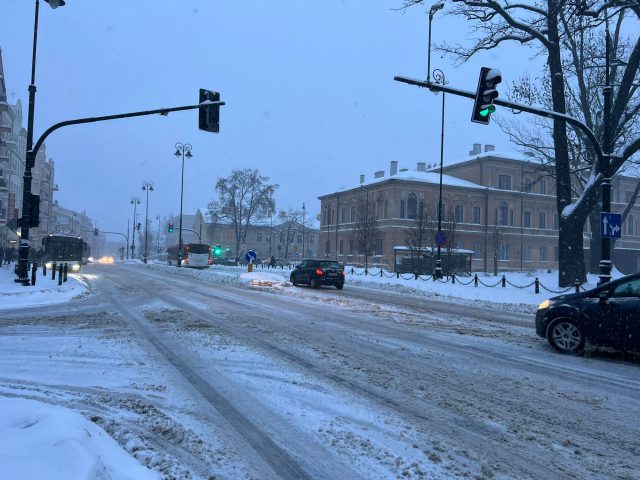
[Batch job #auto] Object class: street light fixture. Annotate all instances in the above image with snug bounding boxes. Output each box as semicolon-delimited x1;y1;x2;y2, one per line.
141;181;154;264
130;197;140;259
174;143;192;267
16;0;65;285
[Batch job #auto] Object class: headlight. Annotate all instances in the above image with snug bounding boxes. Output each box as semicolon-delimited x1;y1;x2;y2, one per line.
88;257;94;262
45;262;53;269
71;264;81;271
538;299;550;310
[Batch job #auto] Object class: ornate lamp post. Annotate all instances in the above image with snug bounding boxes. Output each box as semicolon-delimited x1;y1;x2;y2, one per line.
302;202;306;258
130;197;140;258
174;143;192;267
16;0;65;285
141;181;154;264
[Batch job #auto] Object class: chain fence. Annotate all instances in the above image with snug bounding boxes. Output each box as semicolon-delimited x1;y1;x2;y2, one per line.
345;267;585;295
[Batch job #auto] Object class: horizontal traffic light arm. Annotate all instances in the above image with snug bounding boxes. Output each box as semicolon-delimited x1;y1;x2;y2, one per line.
101;231;129;244
29;101;225;165
393;75;603;161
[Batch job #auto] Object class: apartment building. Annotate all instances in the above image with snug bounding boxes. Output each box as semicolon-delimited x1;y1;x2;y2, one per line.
318;145;640;274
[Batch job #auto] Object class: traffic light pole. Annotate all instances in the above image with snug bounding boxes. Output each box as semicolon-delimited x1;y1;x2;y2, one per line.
14;100;224;285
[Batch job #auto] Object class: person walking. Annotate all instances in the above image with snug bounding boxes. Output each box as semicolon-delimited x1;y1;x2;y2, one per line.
0;246;4;266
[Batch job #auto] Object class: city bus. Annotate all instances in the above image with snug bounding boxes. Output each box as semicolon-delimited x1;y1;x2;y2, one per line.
42;235;88;272
167;243;212;268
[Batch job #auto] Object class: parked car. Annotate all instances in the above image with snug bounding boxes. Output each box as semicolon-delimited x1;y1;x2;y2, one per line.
535;273;640;354
290;260;345;289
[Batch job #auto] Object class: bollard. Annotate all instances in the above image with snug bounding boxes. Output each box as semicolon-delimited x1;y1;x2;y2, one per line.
52;262;57;280
396;271;399;279
58;265;63;286
365;268;368;276
501;275;506;287
380;269;383;277
474;274;478;287
63;263;68;282
351;267;354;274
535;277;540;294
415;272;419;280
248;263;253;273
31;263;37;286
575;279;581;293
43;263;47;276
452;273;456;284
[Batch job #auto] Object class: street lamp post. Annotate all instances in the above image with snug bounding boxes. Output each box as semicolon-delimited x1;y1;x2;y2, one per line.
130;197;140;259
16;0;65;285
141;181;154;264
156;215;161;256
428;2;445;280
174;143;192;267
359;185;369;272
302;202;306;258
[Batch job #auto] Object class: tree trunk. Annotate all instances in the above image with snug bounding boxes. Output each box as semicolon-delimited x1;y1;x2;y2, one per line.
559;215;587;285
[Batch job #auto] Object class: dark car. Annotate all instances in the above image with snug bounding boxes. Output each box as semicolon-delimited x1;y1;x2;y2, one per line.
535;273;640;354
290;259;345;289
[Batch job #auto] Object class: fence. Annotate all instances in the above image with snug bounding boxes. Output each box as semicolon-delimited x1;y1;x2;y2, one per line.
348;267;587;295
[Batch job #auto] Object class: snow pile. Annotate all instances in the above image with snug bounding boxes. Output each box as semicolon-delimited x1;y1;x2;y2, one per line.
0;397;159;480
238;271;292;290
0;265;88;311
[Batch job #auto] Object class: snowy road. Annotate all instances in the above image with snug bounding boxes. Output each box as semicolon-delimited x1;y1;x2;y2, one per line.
2;263;639;479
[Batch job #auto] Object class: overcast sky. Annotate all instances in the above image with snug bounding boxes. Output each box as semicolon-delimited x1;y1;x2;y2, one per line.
1;0;541;234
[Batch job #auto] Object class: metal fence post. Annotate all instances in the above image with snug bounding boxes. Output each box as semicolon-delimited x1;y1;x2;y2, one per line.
535;277;540;294
396;271;399;279
452;273;456;284
501;275;506;287
474;273;478;287
58;265;63;286
43;262;46;276
63;263;68;282
31;263;37;286
380;269;383;277
52;262;57;280
574;279;581;293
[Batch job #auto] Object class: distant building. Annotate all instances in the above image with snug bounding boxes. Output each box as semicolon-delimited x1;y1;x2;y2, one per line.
318;145;640;274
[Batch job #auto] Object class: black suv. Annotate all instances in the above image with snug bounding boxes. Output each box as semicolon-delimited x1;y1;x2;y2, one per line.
290;260;345;289
535;273;640;354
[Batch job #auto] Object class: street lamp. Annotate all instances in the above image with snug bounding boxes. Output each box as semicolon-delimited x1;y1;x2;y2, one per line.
141;181;154;264
130;197;140;258
16;0;65;285
174;142;192;267
427;2;446;279
359;185;369;272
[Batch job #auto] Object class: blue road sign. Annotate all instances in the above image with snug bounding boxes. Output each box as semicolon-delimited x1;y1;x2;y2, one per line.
435;230;447;247
601;212;622;238
245;250;257;263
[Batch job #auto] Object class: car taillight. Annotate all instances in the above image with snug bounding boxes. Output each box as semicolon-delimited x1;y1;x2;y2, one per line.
341;270;345;277
316;268;324;276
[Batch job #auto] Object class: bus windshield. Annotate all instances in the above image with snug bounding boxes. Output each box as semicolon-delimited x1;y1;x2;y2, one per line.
42;236;84;262
188;244;210;255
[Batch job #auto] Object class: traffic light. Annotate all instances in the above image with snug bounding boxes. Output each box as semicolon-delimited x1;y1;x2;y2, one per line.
94;228;99;236
471;67;502;125
213;244;222;257
168;222;174;233
199;88;220;133
137;222;142;231
28;193;40;228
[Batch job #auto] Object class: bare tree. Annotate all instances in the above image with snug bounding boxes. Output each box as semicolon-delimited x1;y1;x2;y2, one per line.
487;225;504;276
276;208;303;259
404;201;437;271
398;0;640;286
208;169;277;260
443;210;458;258
353;196;379;269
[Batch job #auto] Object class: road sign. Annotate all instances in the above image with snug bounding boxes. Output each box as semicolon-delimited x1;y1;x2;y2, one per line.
245;250;257;263
601;212;622;238
435;230;447;247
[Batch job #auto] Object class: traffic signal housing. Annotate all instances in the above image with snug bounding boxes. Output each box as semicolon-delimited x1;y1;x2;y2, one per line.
137;222;142;231
199;88;220;133
94;228;99;236
28;193;40;228
471;67;502;125
168;222;174;233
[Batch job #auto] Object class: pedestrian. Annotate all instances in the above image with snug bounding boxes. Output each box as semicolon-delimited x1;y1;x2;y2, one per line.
0;246;4;266
8;247;16;264
4;246;10;264
269;255;276;269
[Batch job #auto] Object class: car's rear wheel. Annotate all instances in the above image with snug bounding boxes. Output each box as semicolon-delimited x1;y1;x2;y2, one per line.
310;278;319;289
336;283;344;290
547;318;585;354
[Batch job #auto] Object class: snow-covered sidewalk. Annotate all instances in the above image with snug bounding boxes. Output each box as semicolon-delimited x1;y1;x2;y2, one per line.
0;263;88;310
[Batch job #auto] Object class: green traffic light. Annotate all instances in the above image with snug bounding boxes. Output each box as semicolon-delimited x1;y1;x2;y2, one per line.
479;105;496;117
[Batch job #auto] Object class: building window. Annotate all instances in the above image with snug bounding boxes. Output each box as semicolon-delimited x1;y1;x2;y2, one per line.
472;206;480;224
455;205;464;223
539;212;546;229
523;178;532;192
376;197;384;220
399;200;404;219
296;235;302;244
350;206;356;223
499;243;510;260
625;191;635;204
374;238;383;256
325;240;331;255
627;215;635;236
340;207;346;223
473;242;481;259
349;239;354;254
339;239;344;255
498;202;508;226
257;232;263;242
553;214;559;230
523;211;531;228
523;244;532;261
498;174;512;190
309;235;314;245
540;245;548;261
539;180;547;194
266;233;271;243
407;193;417;220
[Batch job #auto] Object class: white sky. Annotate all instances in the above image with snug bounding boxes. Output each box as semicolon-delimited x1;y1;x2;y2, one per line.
0;0;544;234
